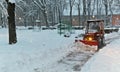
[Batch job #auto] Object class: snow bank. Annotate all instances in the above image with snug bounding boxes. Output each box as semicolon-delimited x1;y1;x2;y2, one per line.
81;32;120;72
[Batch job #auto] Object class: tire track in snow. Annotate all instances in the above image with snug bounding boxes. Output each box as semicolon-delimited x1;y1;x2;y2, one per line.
57;43;95;71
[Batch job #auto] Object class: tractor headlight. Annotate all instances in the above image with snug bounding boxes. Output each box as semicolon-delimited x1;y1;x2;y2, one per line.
85;37;93;41
88;37;92;41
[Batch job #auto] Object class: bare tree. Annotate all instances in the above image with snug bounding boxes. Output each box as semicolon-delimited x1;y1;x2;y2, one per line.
69;0;75;26
102;0;109;25
16;0;30;27
32;0;49;27
0;2;7;28
82;0;87;26
98;0;103;18
75;0;81;26
91;0;96;16
108;0;113;24
109;0;113;15
87;0;92;19
49;0;66;25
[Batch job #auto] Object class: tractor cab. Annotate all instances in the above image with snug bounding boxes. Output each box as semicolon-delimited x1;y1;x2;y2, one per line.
76;19;105;49
85;20;104;34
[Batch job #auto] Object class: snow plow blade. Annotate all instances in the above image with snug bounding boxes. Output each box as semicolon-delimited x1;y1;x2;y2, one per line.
75;40;98;46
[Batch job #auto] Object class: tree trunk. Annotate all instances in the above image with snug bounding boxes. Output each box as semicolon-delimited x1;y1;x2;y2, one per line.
83;0;87;26
7;1;17;44
105;4;108;25
78;5;81;26
70;7;72;26
87;0;91;20
43;10;49;27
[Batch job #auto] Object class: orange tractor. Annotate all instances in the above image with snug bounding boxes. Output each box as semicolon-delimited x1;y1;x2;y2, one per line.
75;19;106;50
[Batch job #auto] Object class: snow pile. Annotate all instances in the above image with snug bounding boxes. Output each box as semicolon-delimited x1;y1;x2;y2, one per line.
81;31;120;72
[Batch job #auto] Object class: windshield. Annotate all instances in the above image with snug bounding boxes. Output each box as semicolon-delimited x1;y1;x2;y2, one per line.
87;22;100;33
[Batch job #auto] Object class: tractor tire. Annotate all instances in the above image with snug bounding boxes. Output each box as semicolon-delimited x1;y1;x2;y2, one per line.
97;37;105;51
101;37;106;46
97;38;102;50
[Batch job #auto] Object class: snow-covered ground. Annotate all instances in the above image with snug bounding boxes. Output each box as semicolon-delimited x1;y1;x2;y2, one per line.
81;32;120;72
0;27;120;72
0;27;84;72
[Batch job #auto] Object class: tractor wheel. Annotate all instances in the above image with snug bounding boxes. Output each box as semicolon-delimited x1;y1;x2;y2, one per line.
97;37;105;51
97;38;102;50
101;37;106;46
